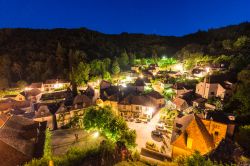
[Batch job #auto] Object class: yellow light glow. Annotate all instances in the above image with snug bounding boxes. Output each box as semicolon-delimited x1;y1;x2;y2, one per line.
93;131;99;138
126;76;132;81
54;83;63;89
205;67;210;73
25;87;31;91
174;64;183;72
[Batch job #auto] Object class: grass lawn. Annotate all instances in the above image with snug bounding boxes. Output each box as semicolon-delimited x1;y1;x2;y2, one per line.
51;128;104;156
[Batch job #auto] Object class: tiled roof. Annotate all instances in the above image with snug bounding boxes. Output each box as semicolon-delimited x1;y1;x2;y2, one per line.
119;94;155;107
73;94;92;105
171;114;214;150
29;82;43;89
134;78;145;86
173;97;187;107
147;90;164;99
0;114;9;128
0;115;38;156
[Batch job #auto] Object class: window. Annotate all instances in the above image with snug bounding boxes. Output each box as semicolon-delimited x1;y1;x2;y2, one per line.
123;105;126;109
214;131;219;136
210;92;215;95
136;106;139;110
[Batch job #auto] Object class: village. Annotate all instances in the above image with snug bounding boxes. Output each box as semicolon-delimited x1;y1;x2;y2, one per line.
0;57;239;165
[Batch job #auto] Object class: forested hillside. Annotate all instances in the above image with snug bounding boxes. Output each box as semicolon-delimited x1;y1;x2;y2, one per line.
0;22;249;87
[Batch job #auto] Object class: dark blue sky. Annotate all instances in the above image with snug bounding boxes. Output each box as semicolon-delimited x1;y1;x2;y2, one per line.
0;0;249;36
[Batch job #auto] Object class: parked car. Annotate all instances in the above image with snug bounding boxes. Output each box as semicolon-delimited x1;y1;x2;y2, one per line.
145;141;159;152
135;118;141;123
151;130;163;138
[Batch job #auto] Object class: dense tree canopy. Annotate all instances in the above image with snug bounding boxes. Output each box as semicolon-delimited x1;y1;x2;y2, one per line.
82;106;136;148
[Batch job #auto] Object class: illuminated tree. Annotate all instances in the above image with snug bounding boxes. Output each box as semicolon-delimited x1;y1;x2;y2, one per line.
233;36;249;49
112;59;120;75
73;62;90;85
103;71;111;81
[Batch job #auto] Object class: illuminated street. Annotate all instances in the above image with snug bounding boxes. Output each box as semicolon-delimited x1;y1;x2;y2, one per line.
127;110;172;157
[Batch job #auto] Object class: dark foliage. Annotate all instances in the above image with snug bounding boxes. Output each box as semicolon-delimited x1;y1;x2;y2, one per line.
0;22;249;85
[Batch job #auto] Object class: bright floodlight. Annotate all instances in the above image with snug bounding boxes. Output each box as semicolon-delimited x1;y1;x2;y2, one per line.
126;76;132;81
162;56;166;59
122;83;127;87
54;83;63;88
205;67;210;73
148;107;154;115
175;64;183;72
93;131;99;138
25;87;31;91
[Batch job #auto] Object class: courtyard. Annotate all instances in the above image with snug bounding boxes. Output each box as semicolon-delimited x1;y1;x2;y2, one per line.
51;128;104;156
127;110;172;158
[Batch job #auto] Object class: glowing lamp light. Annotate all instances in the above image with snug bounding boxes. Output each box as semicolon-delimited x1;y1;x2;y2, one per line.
139;74;144;78
147;107;154;115
162;56;166;59
175;64;183;72
93;131;99;138
122;83;127;87
205;67;210;73
54;83;63;89
126;76;132;82
25;87;31;91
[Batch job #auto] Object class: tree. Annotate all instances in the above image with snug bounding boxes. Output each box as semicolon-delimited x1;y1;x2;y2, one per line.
235;125;250;153
16;80;27;89
152;49;158;64
73;62;90;85
129;53;136;66
102;58;111;72
176;151;215;166
103;71;111;81
0;55;11;87
222;39;233;50
82;106;136;148
112;59;120;75
55;42;65;75
90;59;102;76
118;51;129;70
11;62;22;80
233;36;249;49
229;54;250;72
226;69;250;115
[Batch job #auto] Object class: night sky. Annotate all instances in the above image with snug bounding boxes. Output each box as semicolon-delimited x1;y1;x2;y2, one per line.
0;0;249;36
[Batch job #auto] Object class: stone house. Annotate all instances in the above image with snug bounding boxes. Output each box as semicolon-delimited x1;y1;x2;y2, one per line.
118;94;156;119
43;79;70;92
0;115;46;166
196;76;234;100
26;82;44;92
172;97;189;111
147;90;165;108
171;114;228;158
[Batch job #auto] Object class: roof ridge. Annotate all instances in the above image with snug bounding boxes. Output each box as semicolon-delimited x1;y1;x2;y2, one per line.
194;114;214;148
